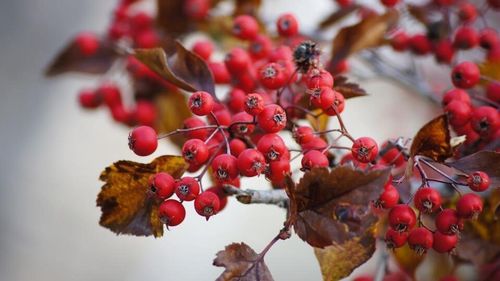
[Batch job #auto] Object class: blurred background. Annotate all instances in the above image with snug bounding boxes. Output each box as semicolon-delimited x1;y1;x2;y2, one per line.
0;0;467;280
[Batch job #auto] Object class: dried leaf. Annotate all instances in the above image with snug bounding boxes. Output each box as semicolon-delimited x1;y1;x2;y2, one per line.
318;5;359;30
233;0;262;16
448;151;500;188
409;115;452;162
329;10;399;67
45;37;116;76
333;76;367;99
213;242;274;281
134;41;216;97
479;60;500;86
314;218;377;281
155;91;192;147
407;4;428;25
286;166;391;248
156;0;190;37
97;155;188;237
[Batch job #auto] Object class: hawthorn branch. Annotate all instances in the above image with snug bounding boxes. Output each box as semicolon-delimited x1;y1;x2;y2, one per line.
223;185;289;208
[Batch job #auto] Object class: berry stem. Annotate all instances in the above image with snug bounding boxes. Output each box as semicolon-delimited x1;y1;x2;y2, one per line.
157;125;218;139
330;104;355;142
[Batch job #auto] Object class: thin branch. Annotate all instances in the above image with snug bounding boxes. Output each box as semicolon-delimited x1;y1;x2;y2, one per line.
223;185;289;208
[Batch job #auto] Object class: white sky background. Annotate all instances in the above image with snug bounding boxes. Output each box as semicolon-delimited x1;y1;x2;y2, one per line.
3;0;493;280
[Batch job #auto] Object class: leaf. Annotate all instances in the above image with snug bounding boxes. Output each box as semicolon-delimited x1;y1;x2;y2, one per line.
318;5;359;30
333;76;367;99
233;0;262;16
409;115;452;162
156;0;191;37
155;91;192;147
329;10;399;67
314;217;377;281
213;242;274;281
448;151;500;188
134;41;216;97
407;4;428;25
392;244;425;278
286;166;391;248
96;155;188;237
479;60;500;86
45;37;116;76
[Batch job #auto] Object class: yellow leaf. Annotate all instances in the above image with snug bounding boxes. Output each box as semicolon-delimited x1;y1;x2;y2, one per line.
155;91;192;147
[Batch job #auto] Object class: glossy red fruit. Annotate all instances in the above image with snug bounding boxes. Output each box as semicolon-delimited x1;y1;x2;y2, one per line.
322;90;345;116
133;100;156;126
128;126;158;156
451;61;480;89
209;62;230;84
385;228;408;249
445;100;472;127
442;88;471;105
414;187;442;213
231;112;255;135
159;200;186;226
212;154;239;183
257;104;287;133
192;40;214;60
225;48;251;74
78;88;101;109
467;171;490;192
149;172;175;200
266;160;291;184
130;12;153;30
301;137;328;151
293;126;315;145
408;227;433;255
409;34;432;55
237;149;266;177
374;184;400;209
99;83;122;108
183;117;211;140
434;40;455;64
301;150;329;171
389;204;417;232
351;137;379;163
456;193;483;219
206;186;228;211
453;26;479;49
189;91;215;116
310;87;333;108
433;232;458;253
391;32;409;52
277;13;299;37
244;93;264;116
486;82;500;102
184;0;209;20
436;209;463;235
208;108;232;126
380;142;405;167
248;34;272;60
306;69;334;90
232;15;259;40
195;191;221;219
174;177;200;201
257;133;287;162
479;28;499;50
470;106;499;138
75;32;99;56
226;88;246;113
134;30;159;48
182;139;209;165
458;2;477;23
259;63;287;90
229;138;247;157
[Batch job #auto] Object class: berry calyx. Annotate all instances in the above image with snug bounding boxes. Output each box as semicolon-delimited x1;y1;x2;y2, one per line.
467;171;490;192
259;63;287;90
257;133;288;162
128;126;158;156
351;137;379;163
149;172;175;200
456;193;483;219
194;191;221;220
174;177;200;201
189;91;215;116
408;227;433;255
385;228;408;249
244;93;265;116
388;204;417;232
211;154;239;183
159;200;186;227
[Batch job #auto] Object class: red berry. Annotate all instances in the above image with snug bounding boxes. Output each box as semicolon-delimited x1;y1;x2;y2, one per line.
336;0;353;8
257;133;288;162
99;83;122;108
183;117;211;140
257;104;287;133
277;13;299;37
130;12;153;30
432;232;458;253
391;32;409;52
374;184;400;209
301;150;329;171
381;0;399;8
306;69;334;90
389;204;417;232
451;61;480;89
310;87;333;108
351;137;379;163
159;200;186;226
232;15;259;40
434;40;455;64
442;88;471;106
237;149;266;177
453;26;479;50
182;139;209;165
227;88;246;113
225;48;251;74
470;106;499;138
133;100;156;126
208;108;232;126
456;193;483;219
134;30;159;48
231;112;255;135
322;90;345;116
414;187;442;213
194;191;221;219
293;126;315;145
75;32;99;56
248;34;272;60
479;28;499;50
446;100;472;127
175;177;200;201
409;34;432;55
408;227;433;255
301;137;328;151
209;62;230;84
212;154;239;183
192;40;214;60
458;3;477;23
128;126;158;156
259;63;287;90
149;172;175;200
189;91;215;116
266;160;291;184
184;0;209;20
78;88;101;109
229;138;247;157
379;142;405;167
486;82;500;102
206;186;228;211
110;104;132;124
467;171;490;192
385;228;408;249
436;209;463;234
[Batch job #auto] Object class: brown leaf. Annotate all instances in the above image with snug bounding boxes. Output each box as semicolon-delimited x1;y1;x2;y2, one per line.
213;242;274;281
97;155;188;237
155;91;192;147
314;217;377;281
318;5;359;30
333;76;367;99
156;0;190;37
286;166;391;248
233;0;262;16
409;115;452;162
479;60;500;86
448;151;500;188
45;37;117;76
329;10;399;67
134;41;216;97
407;4;428;25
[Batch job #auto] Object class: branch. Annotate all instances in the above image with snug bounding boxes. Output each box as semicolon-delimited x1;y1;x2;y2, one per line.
223;185;289;208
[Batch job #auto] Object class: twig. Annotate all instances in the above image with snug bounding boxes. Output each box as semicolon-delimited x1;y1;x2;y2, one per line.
223;185;289;208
